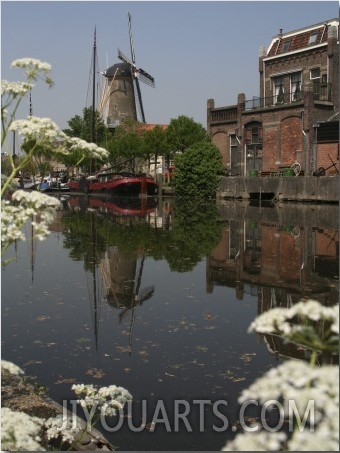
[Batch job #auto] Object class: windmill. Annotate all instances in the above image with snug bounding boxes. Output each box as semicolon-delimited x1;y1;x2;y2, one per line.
117;12;155;123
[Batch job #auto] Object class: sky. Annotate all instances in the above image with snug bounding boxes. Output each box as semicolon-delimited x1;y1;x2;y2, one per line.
1;0;338;133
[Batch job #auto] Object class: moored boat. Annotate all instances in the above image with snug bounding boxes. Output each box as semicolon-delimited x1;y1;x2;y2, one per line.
69;171;158;196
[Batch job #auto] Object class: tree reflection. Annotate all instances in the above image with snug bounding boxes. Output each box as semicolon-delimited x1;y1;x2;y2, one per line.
60;196;223;273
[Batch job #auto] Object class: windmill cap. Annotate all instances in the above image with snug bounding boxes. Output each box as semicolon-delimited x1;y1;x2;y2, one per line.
104;62;132;78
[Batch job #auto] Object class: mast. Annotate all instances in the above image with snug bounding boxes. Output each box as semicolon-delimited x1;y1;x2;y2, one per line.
92;27;96;144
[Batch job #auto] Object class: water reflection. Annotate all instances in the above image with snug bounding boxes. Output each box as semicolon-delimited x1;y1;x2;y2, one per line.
1;195;338;450
60;195;338;361
209;199;339;364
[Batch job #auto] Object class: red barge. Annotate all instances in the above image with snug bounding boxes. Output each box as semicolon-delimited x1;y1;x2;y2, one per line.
69;171;158;196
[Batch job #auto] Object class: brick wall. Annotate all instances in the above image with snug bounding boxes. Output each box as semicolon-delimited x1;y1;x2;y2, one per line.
280;117;303;165
316;143;339;175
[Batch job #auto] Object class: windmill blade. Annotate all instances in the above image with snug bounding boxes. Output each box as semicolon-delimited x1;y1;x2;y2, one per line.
128;12;136;64
134;77;146;123
118;48;135;68
138;286;155;304
138;68;155;87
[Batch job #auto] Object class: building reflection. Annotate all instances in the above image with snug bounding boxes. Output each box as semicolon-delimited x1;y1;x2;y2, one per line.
207;201;339;364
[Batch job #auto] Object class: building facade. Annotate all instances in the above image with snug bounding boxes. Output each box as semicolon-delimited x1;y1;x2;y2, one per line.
207;19;339;177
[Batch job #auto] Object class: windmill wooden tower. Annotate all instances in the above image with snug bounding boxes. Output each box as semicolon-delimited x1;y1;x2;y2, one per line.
102;13;155;128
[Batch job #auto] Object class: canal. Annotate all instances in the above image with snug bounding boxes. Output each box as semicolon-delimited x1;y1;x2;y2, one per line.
1;195;339;451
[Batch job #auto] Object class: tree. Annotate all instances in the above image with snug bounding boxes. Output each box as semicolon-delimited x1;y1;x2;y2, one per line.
140;125;169;175
109;119;143;172
63;107;108;146
172;141;223;199
166;115;209;153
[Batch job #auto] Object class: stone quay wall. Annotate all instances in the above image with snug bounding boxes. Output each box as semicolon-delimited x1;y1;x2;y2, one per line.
217;176;339;203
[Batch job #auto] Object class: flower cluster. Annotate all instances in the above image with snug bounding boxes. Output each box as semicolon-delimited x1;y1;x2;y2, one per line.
44;414;82;445
72;383;133;417
1;407;44;451
1;360;24;376
11;57;53;87
248;299;339;352
249;299;339;335
65;136;109;160
9;116;66;144
222;299;339;451
223;360;339;451
1;190;60;250
1;80;33;97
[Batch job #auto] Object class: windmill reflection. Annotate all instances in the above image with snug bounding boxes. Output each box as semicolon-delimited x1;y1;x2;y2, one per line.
101;248;154;353
64;194;158;353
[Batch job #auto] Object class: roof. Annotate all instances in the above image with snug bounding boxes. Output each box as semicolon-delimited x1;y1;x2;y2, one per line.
137;124;168;132
104;62;132;78
266;18;339;58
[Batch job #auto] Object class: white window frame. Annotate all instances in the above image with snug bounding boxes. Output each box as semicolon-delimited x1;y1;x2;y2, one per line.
274;76;284;104
308;32;318;45
291;72;302;101
310;67;320;80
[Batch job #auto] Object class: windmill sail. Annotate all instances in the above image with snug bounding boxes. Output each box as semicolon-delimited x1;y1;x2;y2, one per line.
117;12;155;123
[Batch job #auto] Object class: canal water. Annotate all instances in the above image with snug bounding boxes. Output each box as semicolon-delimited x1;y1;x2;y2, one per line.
1;195;339;451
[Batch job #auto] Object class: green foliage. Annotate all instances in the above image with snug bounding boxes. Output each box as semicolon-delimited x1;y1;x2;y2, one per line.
140;125;169;170
172;142;224;199
61;197;223;273
166;115;209;153
166;198;223;272
63;107;107;145
62;107;111;171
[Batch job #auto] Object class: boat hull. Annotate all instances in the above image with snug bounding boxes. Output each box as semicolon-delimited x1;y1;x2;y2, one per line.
69;174;158;196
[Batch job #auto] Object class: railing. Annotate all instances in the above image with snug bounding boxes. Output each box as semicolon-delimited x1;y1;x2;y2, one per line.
243;83;332;111
210;106;238;123
313;82;332;102
244;92;303;110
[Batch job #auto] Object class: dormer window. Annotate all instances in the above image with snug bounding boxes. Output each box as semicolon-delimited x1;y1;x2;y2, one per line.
282;40;291;52
308;32;318;45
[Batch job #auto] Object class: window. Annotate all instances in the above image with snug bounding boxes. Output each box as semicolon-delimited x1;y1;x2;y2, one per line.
245;124;263;145
321;74;328;86
282;40;291;52
230;135;238;147
274;77;284;103
291;72;302;101
308;32;318;45
310;68;320;80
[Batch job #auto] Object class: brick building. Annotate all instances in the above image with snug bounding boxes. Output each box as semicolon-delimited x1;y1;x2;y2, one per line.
207;19;339;177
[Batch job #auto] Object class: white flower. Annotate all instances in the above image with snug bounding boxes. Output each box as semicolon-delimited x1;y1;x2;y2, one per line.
9;116;65;144
248;307;292;335
1;191;60;247
239;360;338;406
1;80;33;96
11;58;53;86
66;136;109;161
71;383;132;419
12;190;60;209
248;299;338;341
11;58;52;72
1;360;24;375
1;407;44;451
44;414;82;444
